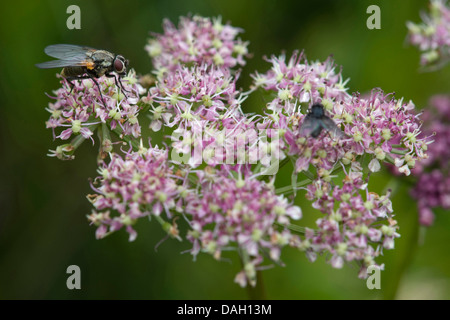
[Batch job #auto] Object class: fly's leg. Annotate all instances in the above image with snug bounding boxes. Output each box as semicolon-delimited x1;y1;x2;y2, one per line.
105;73;130;99
65;75;108;108
63;77;76;94
90;76;108;108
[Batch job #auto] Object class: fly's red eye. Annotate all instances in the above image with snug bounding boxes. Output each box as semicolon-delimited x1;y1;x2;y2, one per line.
114;58;125;73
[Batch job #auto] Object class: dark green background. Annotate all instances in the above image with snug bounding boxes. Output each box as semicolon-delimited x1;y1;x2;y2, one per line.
1;0;449;299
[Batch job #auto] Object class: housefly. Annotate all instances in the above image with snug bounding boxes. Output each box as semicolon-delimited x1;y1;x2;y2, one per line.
36;44;129;104
299;103;349;139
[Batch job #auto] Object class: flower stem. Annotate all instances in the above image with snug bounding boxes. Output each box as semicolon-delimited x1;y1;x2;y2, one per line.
111;127;140;150
275;179;311;195
246;270;267;300
302;170;315;180
70;133;88;149
274;221;306;235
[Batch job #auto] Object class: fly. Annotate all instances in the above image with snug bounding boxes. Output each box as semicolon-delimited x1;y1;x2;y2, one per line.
36;44;130;105
299;103;349;139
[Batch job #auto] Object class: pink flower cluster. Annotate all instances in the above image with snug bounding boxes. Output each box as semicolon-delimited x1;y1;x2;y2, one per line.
40;14;438;288
411;95;450;226
147;62;270;168
412;170;450;226
252;51;350;109
185;167;301;287
146;15;249;71
87;146;180;241
303;162;399;278
414;95;450;172
407;0;450;67
253;52;432;175
147;64;242;131
46;72;142;160
146;52;284;170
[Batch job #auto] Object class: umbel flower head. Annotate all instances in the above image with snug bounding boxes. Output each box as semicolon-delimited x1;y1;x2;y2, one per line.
87;145;181;241
146;15;249;71
303;162;399;278
253;52;432;176
407;0;450;68
147;63;243;131
252;51;351;112
185;166;301;287
46;71;142;160
38;14;436;289
146;61;266;170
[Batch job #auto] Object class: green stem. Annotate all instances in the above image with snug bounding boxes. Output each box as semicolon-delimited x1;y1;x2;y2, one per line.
70;134;87;149
154;214;170;230
256;156;290;178
330;164;344;175
101;123;111;141
275;161;348;195
111;127;140;150
253;162;262;175
303;170;315;180
240;250;267;299
385;154;396;165
69;124;99;149
246;271;267;300
274;221;306;235
391;149;409;155
278;157;290;170
275;179;311;195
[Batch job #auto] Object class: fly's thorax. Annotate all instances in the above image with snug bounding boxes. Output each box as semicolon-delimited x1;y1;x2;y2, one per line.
311;104;325;118
92;65;110;77
88;50;115;63
87;50;115;76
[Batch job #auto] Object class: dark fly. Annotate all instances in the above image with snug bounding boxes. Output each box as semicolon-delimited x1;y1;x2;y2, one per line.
299;103;349;139
36;44;130;104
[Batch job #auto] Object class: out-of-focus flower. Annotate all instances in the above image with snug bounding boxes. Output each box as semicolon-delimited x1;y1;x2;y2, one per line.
410;95;450;226
146;15;249;71
87;145;181;241
185;168;301;287
407;0;450;68
414;95;450;172
412;170;450;226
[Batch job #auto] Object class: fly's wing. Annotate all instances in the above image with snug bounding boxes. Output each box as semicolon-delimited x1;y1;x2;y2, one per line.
298;114;321;137
36;44;97;69
35;59;89;69
321;116;349;139
44;44;96;59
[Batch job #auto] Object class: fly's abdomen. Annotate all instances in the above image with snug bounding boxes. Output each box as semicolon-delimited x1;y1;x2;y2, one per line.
61;66;86;78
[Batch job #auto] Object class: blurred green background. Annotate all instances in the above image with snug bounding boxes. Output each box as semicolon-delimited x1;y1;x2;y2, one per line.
1;0;449;299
